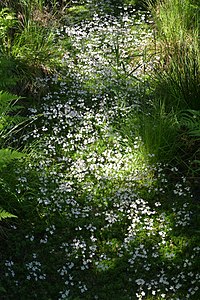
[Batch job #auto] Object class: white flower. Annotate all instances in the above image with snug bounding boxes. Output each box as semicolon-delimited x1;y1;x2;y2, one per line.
135;278;145;285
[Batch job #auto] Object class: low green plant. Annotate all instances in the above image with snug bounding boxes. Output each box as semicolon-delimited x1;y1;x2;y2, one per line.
149;0;200;111
0;91;24;160
0;3;64;95
178;109;200;175
12;21;56;69
0;55;18;91
0;92;23;233
180;109;200;138
113;98;180;164
0;8;17;55
0;207;17;221
139;103;180;162
0;91;25;143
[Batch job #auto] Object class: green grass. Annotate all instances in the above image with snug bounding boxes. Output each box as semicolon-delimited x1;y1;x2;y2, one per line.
150;0;200;110
0;2;65;96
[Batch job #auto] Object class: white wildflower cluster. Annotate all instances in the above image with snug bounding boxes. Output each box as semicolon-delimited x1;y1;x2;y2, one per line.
2;5;199;300
25;254;46;281
5;260;15;278
58;262;74;277
63;12;153;94
25;234;35;242
58;288;70;300
172;202;193;227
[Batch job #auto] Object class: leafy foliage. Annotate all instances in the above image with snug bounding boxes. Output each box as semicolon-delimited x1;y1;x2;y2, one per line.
0;91;23;226
0;55;18;90
0;8;17;55
0;91;25;141
181;110;200;138
0;4;63;95
150;0;200;110
0;207;17;221
0;149;23;169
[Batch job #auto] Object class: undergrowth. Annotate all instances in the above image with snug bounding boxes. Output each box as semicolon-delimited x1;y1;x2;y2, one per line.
0;1;199;299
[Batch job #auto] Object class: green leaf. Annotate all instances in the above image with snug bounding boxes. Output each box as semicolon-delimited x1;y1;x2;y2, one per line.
0;148;24;170
0;207;17;221
180;109;200;138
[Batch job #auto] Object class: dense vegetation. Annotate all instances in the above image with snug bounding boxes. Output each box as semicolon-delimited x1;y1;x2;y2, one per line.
0;0;199;299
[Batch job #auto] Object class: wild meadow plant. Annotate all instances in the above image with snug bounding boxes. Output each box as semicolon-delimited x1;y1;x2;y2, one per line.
0;2;66;96
0;4;200;300
0;91;24;258
149;0;200;111
147;0;200;175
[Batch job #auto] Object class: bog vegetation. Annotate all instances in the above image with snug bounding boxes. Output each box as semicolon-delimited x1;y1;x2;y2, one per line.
0;0;199;299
